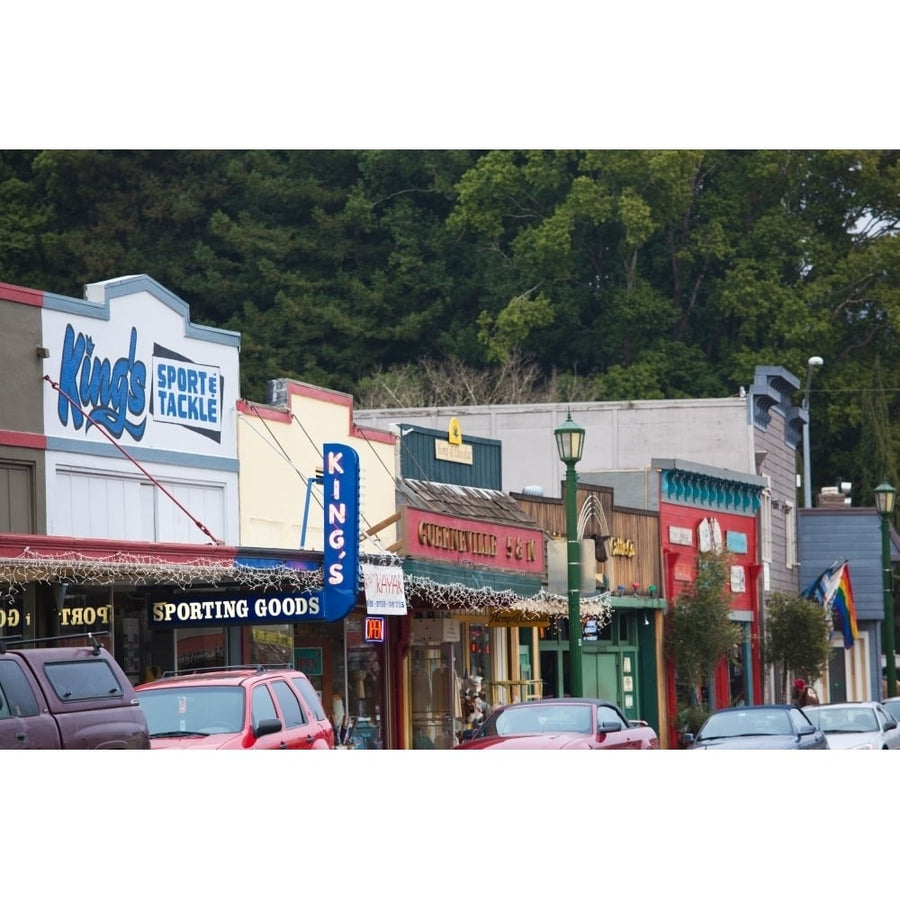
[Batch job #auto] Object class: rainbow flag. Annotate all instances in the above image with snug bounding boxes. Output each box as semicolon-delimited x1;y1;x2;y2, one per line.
803;561;859;649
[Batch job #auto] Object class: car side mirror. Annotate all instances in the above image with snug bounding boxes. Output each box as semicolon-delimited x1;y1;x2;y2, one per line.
885;719;898;731
598;721;623;734
254;718;282;738
681;732;695;747
797;724;815;736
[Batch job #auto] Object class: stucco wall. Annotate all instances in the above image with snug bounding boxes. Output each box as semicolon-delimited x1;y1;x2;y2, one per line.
354;397;757;500
238;380;397;554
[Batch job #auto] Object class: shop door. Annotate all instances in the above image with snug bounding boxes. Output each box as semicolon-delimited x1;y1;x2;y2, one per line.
583;652;618;703
829;645;847;702
410;641;461;749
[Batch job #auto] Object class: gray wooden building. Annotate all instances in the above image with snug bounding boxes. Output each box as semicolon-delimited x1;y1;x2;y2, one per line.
799;505;900;701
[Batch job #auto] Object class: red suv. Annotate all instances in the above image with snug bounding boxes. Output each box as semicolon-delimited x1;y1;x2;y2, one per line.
135;665;334;749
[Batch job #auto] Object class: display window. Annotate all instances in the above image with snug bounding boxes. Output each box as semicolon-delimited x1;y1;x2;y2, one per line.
296;613;385;750
340;614;385;749
408;616;494;748
56;586;114;649
410;641;461;748
250;624;292;666
175;627;225;671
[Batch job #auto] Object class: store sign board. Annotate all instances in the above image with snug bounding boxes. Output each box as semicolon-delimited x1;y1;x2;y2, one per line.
321;443;360;622
149;591;323;627
362;563;407;615
404;507;543;574
41;276;239;454
668;526;693;546
364;617;386;642
434;439;473;465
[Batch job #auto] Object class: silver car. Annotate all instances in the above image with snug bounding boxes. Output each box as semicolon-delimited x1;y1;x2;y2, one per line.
881;697;900;722
801;701;900;749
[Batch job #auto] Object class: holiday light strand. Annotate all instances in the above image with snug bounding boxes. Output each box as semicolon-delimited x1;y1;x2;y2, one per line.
403;574;613;623
0;549;323;593
0;548;613;623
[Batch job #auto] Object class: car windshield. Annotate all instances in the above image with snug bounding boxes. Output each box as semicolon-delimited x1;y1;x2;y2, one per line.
138;686;245;737
802;706;877;734
487;703;594;736
697;708;792;739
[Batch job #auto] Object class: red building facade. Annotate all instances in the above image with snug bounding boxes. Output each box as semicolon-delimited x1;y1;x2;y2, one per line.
656;459;766;748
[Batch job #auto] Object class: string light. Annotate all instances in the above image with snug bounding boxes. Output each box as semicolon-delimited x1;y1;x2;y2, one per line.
0;547;323;593
404;573;612;624
0;547;612;625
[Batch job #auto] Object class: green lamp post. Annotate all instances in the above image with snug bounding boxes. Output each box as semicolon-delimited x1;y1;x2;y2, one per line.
875;481;896;698
555;411;586;698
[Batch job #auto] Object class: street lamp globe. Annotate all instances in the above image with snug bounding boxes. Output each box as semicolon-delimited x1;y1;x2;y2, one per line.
875;481;896;518
554;411;585;465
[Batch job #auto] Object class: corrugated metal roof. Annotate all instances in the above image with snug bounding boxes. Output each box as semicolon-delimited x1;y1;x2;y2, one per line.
397;479;544;530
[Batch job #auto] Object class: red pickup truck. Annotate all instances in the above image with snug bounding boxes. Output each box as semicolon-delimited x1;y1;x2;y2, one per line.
0;633;150;749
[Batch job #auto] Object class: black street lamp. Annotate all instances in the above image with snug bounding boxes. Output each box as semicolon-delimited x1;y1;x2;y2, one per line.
555;411;586;698
875;481;896;698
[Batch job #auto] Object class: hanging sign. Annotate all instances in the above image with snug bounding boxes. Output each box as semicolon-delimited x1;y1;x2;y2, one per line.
365;617;386;642
321;443;360;622
362;563;407;615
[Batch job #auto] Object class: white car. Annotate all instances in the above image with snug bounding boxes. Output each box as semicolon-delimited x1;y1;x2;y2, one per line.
801;701;900;749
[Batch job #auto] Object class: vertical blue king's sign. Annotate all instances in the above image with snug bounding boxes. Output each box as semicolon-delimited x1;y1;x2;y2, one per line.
321;443;360;622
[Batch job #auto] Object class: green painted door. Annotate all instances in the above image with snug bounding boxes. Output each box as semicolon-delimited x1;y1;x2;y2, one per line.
583;652;618;703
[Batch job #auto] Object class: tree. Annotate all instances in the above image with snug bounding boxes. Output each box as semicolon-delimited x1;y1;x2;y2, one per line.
856;356;900;506
2;148;900;491
763;592;833;703
665;550;742;719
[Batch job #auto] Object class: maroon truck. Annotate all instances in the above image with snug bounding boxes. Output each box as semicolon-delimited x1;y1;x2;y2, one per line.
0;633;150;749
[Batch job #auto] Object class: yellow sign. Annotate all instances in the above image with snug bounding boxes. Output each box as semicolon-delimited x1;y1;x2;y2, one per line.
435;439;473;465
448;417;462;445
611;537;636;558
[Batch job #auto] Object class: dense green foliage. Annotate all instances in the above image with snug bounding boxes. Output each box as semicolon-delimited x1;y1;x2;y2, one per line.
2;149;899;504
763;592;834;703
665;550;742;707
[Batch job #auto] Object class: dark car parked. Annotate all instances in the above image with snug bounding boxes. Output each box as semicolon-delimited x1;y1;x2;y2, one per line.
683;704;829;750
0;632;150;749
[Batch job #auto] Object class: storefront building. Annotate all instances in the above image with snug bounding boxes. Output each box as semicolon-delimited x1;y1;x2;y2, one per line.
236;378;400;749
798;502;900;703
393;478;550;748
0;276;360;691
386;422;613;748
513;483;666;741
656;458;766;747
354;366;806;708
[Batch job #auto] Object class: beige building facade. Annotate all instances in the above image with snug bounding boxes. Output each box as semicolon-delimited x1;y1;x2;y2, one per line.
237;378;398;554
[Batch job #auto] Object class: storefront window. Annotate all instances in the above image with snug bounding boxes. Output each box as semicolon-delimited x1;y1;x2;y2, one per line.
336;613;385;749
467;624;491;683
113;595;143;684
56;586;113;649
175;628;225;671
410;640;463;749
729;622;752;706
250;624;292;666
